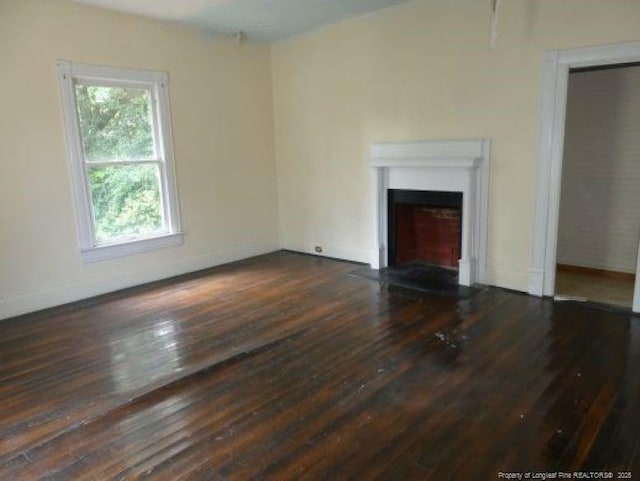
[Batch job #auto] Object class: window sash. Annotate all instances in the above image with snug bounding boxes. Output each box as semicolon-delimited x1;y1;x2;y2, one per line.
84;161;170;247
74;78;157;90
73;81;162;163
74;80;168;247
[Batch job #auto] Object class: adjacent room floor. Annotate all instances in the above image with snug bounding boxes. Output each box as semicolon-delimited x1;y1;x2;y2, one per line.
555;269;635;308
1;251;639;479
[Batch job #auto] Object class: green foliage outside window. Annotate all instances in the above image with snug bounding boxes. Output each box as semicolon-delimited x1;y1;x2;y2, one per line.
88;165;163;242
75;85;154;161
75;85;164;242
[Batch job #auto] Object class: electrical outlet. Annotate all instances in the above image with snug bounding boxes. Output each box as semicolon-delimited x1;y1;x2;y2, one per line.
314;246;323;253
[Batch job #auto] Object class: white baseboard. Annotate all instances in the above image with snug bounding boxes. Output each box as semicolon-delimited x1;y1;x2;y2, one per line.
281;239;370;264
458;257;472;287
556;258;636;275
0;243;280;321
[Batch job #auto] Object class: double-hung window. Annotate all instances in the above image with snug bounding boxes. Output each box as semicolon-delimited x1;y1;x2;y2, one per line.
57;61;182;262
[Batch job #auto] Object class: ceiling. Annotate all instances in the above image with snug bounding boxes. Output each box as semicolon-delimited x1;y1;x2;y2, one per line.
72;0;413;42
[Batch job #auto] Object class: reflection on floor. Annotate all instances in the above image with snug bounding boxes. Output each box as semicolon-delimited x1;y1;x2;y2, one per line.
555;269;635;308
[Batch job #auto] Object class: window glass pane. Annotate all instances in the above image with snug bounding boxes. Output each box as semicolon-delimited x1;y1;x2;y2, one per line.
88;164;166;243
75;85;155;161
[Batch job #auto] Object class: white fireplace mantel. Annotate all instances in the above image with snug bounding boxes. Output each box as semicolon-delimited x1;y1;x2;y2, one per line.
370;139;490;286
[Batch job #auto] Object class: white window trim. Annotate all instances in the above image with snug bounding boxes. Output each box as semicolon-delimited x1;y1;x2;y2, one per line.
57;61;183;263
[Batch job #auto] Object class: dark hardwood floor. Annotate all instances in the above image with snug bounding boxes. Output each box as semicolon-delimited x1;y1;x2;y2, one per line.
1;251;639;479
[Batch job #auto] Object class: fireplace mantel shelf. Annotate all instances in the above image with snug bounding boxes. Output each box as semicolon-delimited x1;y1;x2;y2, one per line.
369;139;490;286
370;157;480;169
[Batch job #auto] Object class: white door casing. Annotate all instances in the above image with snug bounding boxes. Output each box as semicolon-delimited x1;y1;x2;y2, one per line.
528;40;640;313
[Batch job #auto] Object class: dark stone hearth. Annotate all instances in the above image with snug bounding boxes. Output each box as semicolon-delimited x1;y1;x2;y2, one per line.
350;261;479;298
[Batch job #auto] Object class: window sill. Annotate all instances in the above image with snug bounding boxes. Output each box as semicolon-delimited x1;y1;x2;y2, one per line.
80;232;183;263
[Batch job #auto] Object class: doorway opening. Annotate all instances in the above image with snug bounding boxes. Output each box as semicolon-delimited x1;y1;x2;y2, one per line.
554;64;639;308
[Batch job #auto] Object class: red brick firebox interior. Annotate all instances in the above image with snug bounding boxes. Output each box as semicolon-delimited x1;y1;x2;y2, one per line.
394;204;461;268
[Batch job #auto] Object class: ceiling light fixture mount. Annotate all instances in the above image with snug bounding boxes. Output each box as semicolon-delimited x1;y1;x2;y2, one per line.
235;31;247;44
490;0;503;49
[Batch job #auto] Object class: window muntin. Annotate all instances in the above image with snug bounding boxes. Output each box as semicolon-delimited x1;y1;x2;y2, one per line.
58;61;182;261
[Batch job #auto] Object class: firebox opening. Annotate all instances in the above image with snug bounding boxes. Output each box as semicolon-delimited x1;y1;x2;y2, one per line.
388;189;462;269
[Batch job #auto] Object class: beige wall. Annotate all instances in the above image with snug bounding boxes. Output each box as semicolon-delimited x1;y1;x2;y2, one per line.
4;0;640;319
558;67;640;274
0;0;279;319
271;0;640;290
